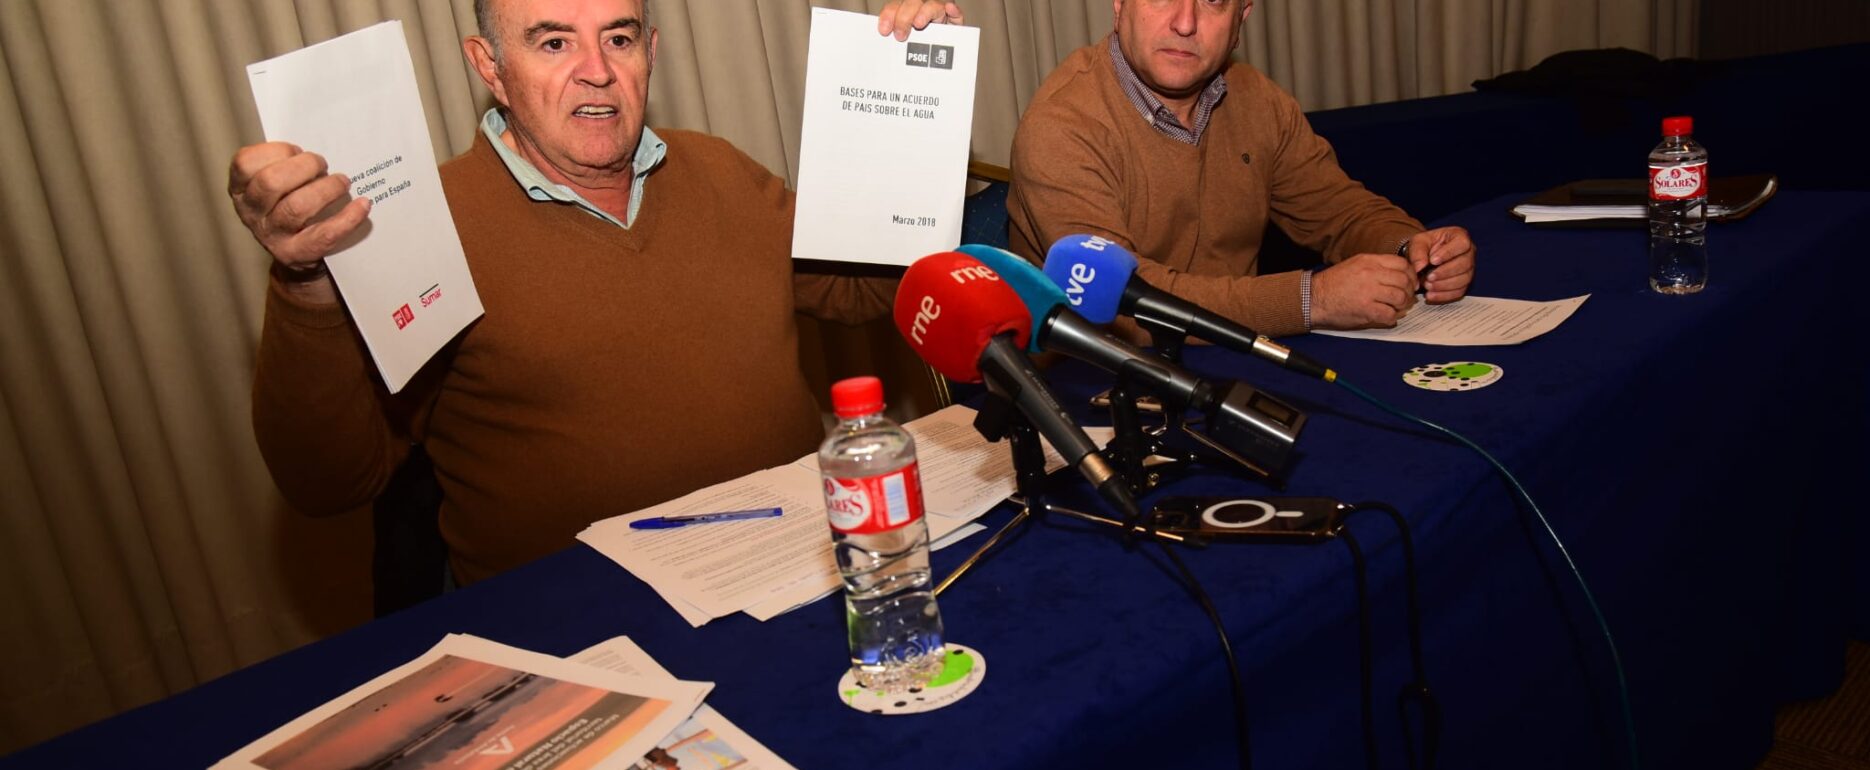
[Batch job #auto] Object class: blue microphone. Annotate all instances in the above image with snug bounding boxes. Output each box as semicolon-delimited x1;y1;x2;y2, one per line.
955;244;1066;353
1041;234;1132;324
1043;234;1336;382
953;243;1209;408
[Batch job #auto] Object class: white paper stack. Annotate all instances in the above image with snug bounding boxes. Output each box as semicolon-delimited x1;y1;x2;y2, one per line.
577;405;1095;626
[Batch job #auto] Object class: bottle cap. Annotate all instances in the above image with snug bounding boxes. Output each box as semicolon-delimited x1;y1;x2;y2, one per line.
1662;116;1693;137
830;376;886;418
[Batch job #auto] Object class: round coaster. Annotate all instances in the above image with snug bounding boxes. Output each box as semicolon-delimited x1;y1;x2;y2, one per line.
1404;361;1503;392
837;643;986;715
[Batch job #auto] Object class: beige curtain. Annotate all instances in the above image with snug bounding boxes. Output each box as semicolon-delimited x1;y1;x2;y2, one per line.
0;0;1696;752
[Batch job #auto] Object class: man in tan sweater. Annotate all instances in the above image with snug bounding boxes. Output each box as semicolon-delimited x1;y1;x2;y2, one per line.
1007;0;1476;338
225;0;964;584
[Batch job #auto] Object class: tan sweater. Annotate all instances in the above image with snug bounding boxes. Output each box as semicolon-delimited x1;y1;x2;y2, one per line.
253;131;892;583
1006;36;1422;338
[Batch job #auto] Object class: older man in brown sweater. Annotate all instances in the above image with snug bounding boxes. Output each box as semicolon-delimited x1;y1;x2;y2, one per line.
226;0;964;583
1007;0;1476;338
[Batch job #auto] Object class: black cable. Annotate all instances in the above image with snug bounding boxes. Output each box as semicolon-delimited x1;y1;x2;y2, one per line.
1341;502;1441;770
1338;526;1382;770
1155;540;1253;770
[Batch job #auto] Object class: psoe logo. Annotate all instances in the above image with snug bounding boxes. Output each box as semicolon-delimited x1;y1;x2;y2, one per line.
906;42;955;70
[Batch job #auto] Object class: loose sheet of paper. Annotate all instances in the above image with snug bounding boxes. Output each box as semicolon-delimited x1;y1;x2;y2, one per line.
213;634;709;770
791;8;980;265
1315;295;1589;346
577;404;1097;626
572;637;796;770
247;22;483;392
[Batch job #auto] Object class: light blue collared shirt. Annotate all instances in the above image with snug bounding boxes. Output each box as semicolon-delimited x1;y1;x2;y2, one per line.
478;108;667;228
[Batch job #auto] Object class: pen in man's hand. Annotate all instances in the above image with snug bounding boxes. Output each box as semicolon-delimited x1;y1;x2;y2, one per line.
629;506;785;530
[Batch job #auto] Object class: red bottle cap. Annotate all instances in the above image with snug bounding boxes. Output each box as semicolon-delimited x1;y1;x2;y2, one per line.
831;376;886;418
1662;116;1693;137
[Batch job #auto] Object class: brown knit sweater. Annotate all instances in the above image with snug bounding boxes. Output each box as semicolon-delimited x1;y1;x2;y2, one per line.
1006;36;1422;338
253;131;893;584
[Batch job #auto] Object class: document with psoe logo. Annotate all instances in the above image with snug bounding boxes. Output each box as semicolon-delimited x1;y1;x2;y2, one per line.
247;21;483;393
791;8;980;266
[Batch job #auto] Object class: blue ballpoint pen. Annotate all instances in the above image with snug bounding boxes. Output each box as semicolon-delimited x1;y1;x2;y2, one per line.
629;506;784;530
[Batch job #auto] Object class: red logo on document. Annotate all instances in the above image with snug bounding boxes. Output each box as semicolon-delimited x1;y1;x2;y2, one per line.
1648;162;1706;200
824;464;924;535
392;303;415;329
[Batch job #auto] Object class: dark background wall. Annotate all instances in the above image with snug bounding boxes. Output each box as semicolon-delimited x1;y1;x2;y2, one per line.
1700;0;1870;59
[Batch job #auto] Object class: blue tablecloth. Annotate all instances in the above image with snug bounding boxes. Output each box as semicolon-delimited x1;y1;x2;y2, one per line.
7;191;1866;770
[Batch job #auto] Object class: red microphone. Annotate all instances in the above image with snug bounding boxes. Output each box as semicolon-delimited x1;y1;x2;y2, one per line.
893;251;1032;382
893;252;1137;522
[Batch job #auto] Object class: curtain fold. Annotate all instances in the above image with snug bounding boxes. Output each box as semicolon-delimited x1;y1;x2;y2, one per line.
0;0;1699;752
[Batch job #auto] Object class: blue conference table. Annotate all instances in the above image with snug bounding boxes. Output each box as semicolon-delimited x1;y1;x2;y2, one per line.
7;190;1866;770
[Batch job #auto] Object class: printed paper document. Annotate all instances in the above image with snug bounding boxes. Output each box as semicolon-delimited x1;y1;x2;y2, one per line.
572;637;795;770
791;8;980;265
1315;295;1589;346
213;634;709;770
247;22;483;392
577;404;1098;626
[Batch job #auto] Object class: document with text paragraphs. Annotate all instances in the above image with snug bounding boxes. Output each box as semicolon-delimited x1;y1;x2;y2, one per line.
247;22;483;393
577;405;1101;626
791;8;980;266
1315;295;1589;346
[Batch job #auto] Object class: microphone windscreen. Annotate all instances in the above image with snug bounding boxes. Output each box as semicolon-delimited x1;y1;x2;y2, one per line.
1043;234;1139;323
956;244;1068;353
893;252;1034;383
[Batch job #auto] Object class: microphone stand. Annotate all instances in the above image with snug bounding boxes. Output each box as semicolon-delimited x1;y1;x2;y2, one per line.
932;390;1189;597
1114;317;1286;488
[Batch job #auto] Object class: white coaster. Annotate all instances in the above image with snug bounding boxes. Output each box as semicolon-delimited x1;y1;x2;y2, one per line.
1403;361;1504;392
837;643;986;715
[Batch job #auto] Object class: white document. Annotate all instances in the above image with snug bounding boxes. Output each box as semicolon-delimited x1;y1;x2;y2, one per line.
1514;205;1644;223
213;634;709;770
571;637;796;770
791;8;980;265
247;22;483;392
577;404;1091;625
1315;295;1589;346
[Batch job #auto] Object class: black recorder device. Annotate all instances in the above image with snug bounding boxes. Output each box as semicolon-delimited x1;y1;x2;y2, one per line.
1149;496;1345;544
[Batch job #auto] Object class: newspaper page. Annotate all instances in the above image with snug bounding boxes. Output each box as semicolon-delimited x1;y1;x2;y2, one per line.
213;635;709;770
572;637;796;770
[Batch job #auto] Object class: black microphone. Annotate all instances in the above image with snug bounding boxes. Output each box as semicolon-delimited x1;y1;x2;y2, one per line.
1043;234;1337;381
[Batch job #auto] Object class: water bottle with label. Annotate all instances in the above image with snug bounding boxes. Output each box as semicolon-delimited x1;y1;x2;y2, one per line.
819;376;946;691
1648;115;1709;294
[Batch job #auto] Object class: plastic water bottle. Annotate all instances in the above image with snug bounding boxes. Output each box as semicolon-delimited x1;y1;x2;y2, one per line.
819;376;946;691
1648;115;1709;294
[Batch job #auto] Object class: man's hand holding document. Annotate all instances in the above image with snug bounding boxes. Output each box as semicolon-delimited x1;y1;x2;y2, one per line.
245;22;483;392
791;8;981;266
